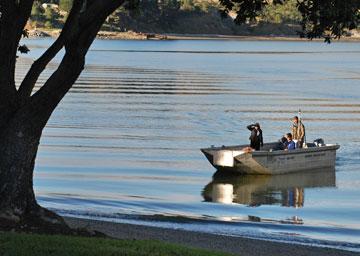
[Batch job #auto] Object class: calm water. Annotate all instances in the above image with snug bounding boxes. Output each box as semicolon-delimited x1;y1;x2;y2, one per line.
17;39;360;251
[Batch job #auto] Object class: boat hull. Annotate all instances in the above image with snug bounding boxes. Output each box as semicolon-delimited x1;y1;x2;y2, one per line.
201;143;340;175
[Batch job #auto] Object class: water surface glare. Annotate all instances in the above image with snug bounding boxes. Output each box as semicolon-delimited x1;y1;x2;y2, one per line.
17;39;360;251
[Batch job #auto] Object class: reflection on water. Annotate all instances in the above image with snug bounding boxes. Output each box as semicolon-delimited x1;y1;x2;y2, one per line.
203;169;336;208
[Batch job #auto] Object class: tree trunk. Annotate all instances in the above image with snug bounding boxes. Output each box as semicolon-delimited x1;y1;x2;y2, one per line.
0;26;100;235
0;107;71;234
0;0;126;234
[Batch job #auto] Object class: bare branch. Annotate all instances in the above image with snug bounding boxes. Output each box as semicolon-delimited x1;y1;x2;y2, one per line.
0;0;33;125
17;0;85;101
0;1;33;100
24;0;126;131
79;0;126;28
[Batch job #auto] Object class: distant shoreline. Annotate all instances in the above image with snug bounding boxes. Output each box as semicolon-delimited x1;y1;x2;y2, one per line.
164;34;360;42
65;217;359;256
28;29;360;42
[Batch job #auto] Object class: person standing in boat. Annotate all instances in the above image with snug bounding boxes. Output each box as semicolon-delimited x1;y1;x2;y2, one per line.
292;116;305;148
247;123;263;151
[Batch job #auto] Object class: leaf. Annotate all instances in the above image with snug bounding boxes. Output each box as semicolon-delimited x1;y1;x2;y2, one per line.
22;29;29;38
18;44;30;54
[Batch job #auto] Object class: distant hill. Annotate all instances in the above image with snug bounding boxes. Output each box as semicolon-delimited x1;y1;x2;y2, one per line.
28;0;359;39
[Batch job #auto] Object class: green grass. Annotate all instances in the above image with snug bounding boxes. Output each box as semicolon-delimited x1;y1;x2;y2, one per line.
0;232;233;256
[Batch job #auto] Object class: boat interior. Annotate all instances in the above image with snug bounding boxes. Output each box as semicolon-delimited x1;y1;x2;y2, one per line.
206;139;329;153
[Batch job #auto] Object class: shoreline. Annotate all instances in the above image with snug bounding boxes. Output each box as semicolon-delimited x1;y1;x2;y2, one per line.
163;33;360;42
27;29;360;42
64;217;359;256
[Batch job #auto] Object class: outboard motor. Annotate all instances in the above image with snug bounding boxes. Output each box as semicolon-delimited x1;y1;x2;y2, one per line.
313;138;325;147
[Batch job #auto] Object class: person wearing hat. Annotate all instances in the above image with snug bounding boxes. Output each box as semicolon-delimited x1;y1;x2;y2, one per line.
247;123;263;151
291;116;305;148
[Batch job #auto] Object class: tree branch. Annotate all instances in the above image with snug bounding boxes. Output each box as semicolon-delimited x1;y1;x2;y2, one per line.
0;0;33;126
21;0;126;133
17;0;124;101
79;0;125;29
17;0;85;101
0;1;33;100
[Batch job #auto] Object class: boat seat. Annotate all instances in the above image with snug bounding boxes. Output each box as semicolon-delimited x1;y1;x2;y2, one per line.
262;142;284;151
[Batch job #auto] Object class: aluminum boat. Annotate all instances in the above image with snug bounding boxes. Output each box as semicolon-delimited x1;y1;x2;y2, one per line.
201;141;340;175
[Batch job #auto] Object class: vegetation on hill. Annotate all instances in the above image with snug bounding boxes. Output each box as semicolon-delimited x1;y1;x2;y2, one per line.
260;0;302;24
28;0;306;36
220;0;360;41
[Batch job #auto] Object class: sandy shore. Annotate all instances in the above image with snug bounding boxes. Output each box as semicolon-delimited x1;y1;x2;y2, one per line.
64;217;359;256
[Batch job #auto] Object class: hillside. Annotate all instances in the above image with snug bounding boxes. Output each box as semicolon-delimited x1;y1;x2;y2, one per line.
28;0;359;39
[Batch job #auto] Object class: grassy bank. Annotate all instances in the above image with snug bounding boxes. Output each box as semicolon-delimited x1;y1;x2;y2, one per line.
0;232;233;256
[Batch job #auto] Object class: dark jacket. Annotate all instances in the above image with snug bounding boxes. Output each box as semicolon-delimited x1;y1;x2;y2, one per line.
247;124;263;150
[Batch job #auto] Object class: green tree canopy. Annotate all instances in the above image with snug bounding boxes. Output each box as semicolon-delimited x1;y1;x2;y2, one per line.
31;1;43;18
219;0;360;42
260;0;301;24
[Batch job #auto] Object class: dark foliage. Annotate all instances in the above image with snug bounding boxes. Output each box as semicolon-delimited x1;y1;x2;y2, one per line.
219;0;360;41
297;0;360;42
18;44;30;54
